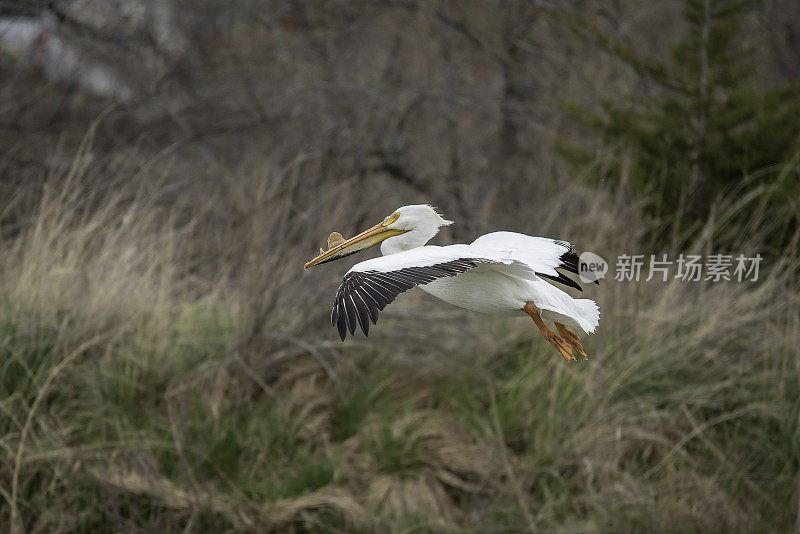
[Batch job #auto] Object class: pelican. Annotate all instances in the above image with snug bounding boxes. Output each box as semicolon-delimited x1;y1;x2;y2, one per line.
304;205;600;361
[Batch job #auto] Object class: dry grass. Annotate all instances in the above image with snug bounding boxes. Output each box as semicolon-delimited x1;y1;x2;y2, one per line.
0;133;798;533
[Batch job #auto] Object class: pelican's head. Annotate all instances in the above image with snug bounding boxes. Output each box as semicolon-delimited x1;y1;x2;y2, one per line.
304;204;453;269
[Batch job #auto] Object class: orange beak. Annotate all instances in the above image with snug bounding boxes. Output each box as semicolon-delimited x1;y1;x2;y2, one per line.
304;222;408;269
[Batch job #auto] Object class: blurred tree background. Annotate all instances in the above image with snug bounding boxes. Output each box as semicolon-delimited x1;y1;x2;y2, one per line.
557;0;800;248
1;0;799;532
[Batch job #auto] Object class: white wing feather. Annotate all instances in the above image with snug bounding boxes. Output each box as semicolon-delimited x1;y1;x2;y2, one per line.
470;231;572;278
348;244;539;280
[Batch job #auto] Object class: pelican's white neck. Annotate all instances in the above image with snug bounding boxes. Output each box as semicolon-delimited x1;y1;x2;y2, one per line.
380;227;438;255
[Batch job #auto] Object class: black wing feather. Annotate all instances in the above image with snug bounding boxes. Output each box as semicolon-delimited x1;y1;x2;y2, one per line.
359;279;392;309
537;271;584;292
335;303;348;341
343;294;358;335
351;292;372;335
559;250;580;275
353;282;380;324
535;244;600;290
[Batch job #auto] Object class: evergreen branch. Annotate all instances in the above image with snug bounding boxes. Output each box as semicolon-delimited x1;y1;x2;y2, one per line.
557;10;692;95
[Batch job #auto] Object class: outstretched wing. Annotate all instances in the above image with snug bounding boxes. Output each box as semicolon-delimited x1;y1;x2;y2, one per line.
331;256;489;340
470;231;598;292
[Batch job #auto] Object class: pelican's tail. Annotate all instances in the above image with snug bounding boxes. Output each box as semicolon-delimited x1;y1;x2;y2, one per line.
573;298;600;334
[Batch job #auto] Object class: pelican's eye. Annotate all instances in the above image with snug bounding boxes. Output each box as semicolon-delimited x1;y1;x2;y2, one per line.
382;212;400;226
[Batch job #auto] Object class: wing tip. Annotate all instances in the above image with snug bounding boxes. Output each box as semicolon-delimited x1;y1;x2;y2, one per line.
558;248;601;285
537;271;584;292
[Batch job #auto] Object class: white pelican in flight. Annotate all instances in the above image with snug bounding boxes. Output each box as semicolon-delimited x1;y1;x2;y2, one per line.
304;205;600;361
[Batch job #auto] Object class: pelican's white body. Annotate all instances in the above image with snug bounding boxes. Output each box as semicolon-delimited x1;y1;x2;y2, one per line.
346;205;601;336
421;268;530;316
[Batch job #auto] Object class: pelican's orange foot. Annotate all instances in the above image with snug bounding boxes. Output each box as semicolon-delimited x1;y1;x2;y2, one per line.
522;304;576;362
556;322;588;360
544;330;576;361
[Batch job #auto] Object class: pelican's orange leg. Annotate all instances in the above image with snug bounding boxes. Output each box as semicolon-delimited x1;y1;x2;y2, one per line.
555;322;588;360
522;304;575;361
